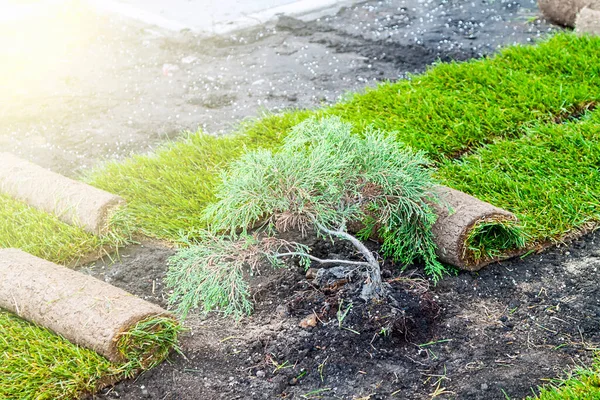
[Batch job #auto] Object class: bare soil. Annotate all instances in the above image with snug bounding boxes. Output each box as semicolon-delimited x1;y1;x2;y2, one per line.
83;230;600;400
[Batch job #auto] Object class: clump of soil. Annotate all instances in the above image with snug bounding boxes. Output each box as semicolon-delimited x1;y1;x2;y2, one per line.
86;229;600;400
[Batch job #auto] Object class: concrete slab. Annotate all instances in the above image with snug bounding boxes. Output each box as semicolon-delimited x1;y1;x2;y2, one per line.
85;0;352;34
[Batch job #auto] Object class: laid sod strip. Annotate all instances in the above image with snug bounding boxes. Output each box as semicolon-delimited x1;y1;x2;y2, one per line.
0;249;180;364
0;312;181;399
88;132;273;241
0;310;119;400
0;152;125;235
0;193;118;265
87;33;600;245
436;108;600;244
429;186;525;270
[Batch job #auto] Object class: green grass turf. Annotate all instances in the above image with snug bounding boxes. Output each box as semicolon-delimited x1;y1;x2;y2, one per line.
0;311;119;399
437;109;600;243
527;358;600;400
89;33;600;244
2;32;600;398
0;311;182;399
0;193;116;265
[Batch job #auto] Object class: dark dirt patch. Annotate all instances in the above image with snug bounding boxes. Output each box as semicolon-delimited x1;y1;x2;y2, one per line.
86;230;600;400
81;242;175;308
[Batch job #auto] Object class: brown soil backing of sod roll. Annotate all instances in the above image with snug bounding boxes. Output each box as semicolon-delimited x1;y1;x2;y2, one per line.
576;7;600;35
537;0;597;27
348;185;523;271
0;152;125;235
430;186;523;271
0;249;175;363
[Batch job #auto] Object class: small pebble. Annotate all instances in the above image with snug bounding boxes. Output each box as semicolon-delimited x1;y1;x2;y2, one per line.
256;370;266;378
275;304;289;318
481;383;489;390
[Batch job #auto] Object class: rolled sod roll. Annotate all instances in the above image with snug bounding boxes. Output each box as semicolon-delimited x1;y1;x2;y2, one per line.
538;0;598;27
348;185;524;271
576;7;600;35
0;249;178;364
431;186;523;271
0;152;124;235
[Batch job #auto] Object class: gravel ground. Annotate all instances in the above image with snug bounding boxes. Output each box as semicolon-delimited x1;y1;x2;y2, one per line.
1;0;557;177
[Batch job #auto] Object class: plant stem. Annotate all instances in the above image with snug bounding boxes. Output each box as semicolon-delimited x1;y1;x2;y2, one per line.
275;252;371;267
314;222;386;299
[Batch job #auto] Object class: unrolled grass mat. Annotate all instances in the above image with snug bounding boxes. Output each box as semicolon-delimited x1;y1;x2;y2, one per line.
0;249;182;399
2;33;599;259
436;108;600;244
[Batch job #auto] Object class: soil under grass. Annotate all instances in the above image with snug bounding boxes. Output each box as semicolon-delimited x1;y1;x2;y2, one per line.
2;33;600;399
88;230;600;400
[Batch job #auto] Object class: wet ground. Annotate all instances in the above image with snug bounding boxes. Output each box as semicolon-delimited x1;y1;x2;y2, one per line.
1;0;556;177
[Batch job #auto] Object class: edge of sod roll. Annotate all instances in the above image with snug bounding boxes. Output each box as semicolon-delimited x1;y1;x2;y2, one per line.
431;186;526;270
0;152;125;235
0;249;182;367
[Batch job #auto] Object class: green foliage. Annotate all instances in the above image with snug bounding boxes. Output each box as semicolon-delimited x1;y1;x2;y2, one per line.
465;220;527;263
3;33;600;260
167;117;443;317
166;233;256;318
116;316;183;374
527;357;600;400
166;232;309;317
206;117;443;277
